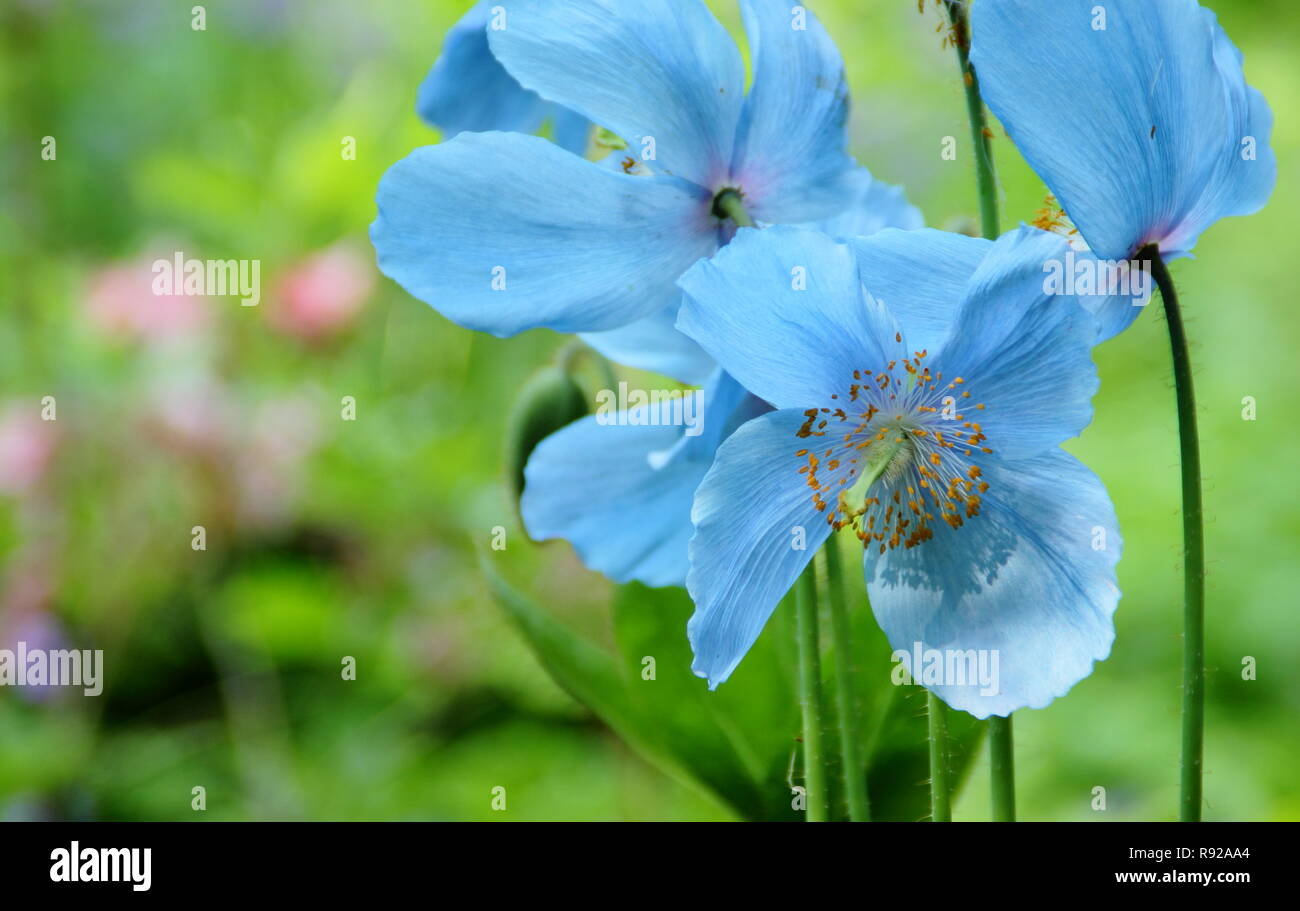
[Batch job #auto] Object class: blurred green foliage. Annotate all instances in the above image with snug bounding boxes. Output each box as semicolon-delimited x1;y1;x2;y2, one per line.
0;0;1295;821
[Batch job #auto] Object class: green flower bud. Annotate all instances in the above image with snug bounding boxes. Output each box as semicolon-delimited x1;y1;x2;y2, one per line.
503;364;589;511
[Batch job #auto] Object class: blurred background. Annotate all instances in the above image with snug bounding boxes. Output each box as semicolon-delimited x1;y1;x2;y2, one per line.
0;0;1294;821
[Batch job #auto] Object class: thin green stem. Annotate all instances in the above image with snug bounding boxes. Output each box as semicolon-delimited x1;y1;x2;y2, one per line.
1145;248;1205;822
988;715;1016;821
712;188;755;228
942;0;1000;240
795;563;828;822
927;693;952;822
823;541;869;822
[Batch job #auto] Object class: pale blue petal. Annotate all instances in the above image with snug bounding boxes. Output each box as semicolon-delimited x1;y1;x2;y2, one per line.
812;169;926;241
371;132;717;335
416;2;548;136
550;107;593;156
489;0;744;188
1163;8;1277;254
521;417;700;587
731;0;857;222
1045;246;1157;344
687;409;837;687
866;448;1121;718
580;305;716;386
521;371;768;587
930;227;1099;460
415;1;590;154
848;227;991;358
971;0;1276;261
677;225;902;410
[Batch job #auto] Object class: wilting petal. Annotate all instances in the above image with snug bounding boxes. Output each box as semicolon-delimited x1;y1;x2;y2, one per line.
849;228;991;358
580;305;716;386
490;0;743;188
371;131;717;335
522;371;763;587
866;448;1121;718
687;409;838;687
931;227;1099;460
677;226;900;410
731;0;856;222
971;0;1276;261
813;169;925;241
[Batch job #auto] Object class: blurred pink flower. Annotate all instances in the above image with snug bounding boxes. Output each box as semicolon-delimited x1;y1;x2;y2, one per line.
84;259;211;344
270;244;373;343
0;405;58;495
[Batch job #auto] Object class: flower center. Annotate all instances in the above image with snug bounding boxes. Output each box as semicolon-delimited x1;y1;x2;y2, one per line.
795;348;993;554
711;187;754;227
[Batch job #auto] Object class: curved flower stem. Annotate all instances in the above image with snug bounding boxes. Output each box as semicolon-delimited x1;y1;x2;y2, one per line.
795;562;829;821
927;693;952;821
823;541;870;821
943;0;1015;819
988;715;1016;821
942;0;1000;240
1145;248;1205;822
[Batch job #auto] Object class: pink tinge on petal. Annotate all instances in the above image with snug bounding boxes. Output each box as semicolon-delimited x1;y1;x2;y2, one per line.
270;244;374;342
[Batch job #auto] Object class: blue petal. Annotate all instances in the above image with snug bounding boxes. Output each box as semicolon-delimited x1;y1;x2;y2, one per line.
849;227;991;358
971;0;1276;261
687;409;836;687
371;132;717;336
580;305;716;386
415;1;589;154
489;0;744;189
865;448;1121;718
1046;245;1157;344
677;225;901;410
931;227;1100;460
550;107;594;156
812;169;926;241
521;371;767;587
731;0;857;222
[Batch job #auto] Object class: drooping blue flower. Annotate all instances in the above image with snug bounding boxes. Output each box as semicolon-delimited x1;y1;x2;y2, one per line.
416;1;591;154
521;181;924;588
372;0;866;373
676;225;1121;717
970;0;1276;340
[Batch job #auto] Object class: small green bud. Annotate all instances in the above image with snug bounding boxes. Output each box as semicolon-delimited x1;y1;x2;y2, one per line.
503;364;590;510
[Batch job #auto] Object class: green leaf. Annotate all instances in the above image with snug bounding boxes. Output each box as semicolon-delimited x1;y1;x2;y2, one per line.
483;556;782;817
611;583;802;821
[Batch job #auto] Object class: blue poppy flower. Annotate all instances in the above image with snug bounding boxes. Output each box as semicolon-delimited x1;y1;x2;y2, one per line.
372;0;864;356
521;179;924;588
970;0;1276;340
676;224;1121;717
416;1;590;153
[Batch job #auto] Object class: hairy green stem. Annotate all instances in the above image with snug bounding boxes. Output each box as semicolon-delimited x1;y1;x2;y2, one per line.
1144;248;1205;822
943;0;1000;240
823;542;870;821
795;563;828;822
928;693;952;822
